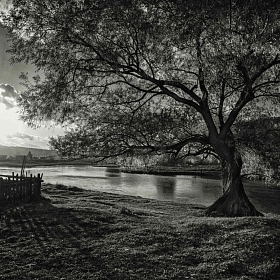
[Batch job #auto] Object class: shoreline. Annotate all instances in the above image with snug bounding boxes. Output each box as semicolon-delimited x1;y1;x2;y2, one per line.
121;167;221;178
0;161;221;178
1;162;280;215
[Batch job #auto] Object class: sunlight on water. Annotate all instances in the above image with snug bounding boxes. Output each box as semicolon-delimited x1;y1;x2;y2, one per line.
2;165;280;214
0;165;222;206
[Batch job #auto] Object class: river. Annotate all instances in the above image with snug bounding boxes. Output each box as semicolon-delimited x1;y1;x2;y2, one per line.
0;165;279;214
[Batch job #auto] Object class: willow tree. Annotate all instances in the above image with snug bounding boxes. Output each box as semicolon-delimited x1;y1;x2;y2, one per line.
4;0;280;216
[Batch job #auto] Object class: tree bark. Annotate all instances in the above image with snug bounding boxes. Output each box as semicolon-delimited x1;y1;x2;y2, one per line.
206;138;263;217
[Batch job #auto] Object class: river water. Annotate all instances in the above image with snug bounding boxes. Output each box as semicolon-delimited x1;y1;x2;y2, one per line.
0;165;279;214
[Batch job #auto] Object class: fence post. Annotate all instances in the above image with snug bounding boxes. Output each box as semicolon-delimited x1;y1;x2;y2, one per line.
22;175;25;201
15;173;19;202
31;174;35;198
3;177;7;200
0;177;3;202
37;173;41;198
11;172;15;202
19;175;23;201
7;176;11;201
0;172;43;203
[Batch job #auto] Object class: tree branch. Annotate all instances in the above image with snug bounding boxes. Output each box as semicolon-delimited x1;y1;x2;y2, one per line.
252;54;280;82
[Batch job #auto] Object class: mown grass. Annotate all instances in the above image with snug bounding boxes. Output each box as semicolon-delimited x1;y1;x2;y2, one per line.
0;183;279;279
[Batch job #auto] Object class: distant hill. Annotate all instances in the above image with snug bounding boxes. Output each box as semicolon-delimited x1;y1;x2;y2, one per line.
0;145;57;157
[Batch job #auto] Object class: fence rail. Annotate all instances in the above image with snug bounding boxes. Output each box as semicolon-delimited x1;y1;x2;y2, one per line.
0;172;43;203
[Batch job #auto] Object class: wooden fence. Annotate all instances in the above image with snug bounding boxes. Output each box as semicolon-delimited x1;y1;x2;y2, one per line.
0;172;43;204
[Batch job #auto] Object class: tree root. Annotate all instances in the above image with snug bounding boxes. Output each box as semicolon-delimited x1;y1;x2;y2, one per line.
205;190;263;217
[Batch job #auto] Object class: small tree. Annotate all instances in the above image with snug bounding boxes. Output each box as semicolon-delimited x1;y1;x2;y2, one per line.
4;0;280;216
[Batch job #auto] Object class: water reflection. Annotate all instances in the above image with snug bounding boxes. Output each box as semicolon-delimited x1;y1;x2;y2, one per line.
105;167;121;186
0;165;223;205
155;176;176;201
176;177;222;205
105;167;121;177
0;165;279;214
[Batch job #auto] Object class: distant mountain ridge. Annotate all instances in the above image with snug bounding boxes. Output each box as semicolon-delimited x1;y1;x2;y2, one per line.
0;144;57;157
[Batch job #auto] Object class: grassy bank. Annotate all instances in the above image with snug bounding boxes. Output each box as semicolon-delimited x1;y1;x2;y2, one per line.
0;184;279;279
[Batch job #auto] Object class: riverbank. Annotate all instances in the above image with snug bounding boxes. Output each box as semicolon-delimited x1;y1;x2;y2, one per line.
0;183;279;279
121;164;221;178
0;160;219;177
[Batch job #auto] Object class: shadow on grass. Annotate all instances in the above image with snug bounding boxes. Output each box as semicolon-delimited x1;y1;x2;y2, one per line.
0;184;280;280
0;195;124;277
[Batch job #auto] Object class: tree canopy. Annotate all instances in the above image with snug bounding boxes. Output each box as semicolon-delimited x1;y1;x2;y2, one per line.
3;0;280;216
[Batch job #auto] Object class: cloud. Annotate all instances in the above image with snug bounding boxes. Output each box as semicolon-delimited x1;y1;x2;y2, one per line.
7;132;36;141
5;132;51;149
0;83;19;109
0;84;18;98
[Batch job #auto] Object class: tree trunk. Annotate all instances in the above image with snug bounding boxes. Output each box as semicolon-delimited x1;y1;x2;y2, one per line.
206;150;263;217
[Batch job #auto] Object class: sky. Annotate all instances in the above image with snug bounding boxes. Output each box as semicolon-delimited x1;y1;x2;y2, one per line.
0;3;64;149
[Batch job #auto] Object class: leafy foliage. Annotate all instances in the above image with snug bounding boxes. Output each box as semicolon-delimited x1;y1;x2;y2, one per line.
236;117;280;182
3;0;280;172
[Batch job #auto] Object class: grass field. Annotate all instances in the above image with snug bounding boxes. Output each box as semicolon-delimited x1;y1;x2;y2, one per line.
0;183;279;279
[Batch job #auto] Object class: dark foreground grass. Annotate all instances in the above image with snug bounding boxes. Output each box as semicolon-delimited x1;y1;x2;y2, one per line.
0;184;279;280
